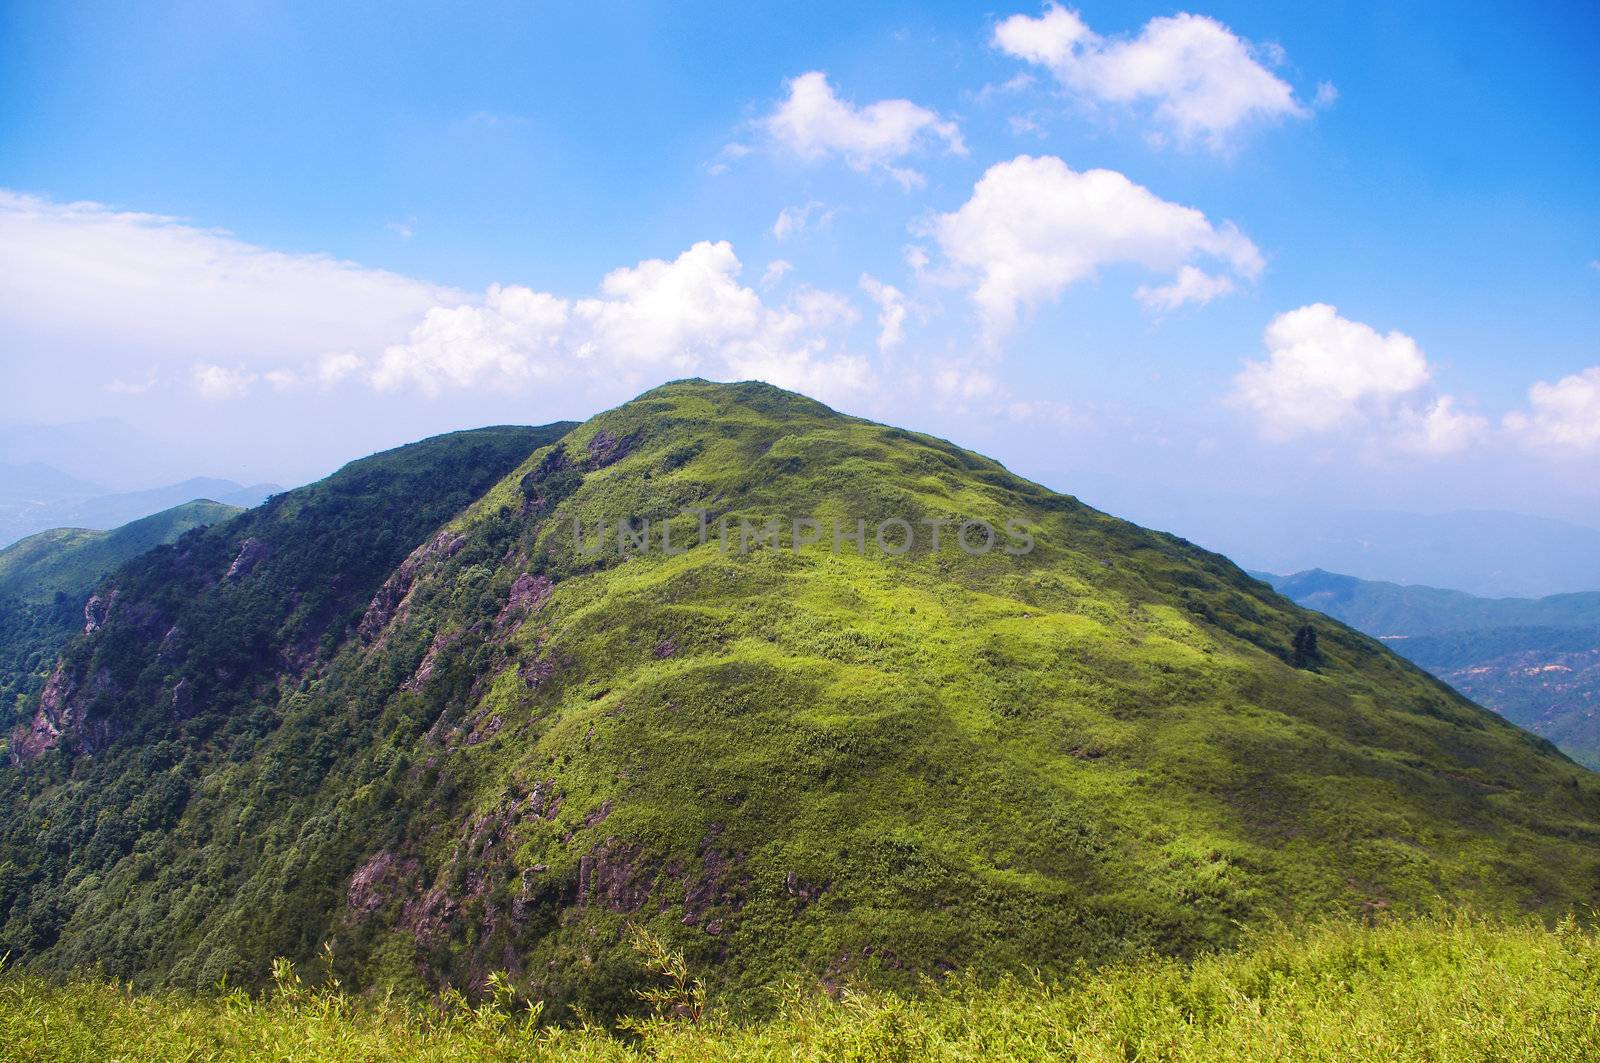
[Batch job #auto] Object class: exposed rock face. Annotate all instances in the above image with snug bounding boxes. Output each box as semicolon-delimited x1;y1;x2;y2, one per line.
494;573;553;638
9;664;76;763
83;590;118;634
225;538;270;581
403;630;459;693
584;429;638;468
8;663;118;764
577;838;652;912
170;677;195;717
519;651;561;690
358;530;466;641
347;852;421;920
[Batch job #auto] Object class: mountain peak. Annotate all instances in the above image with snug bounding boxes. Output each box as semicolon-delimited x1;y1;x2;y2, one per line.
3;385;1598;1014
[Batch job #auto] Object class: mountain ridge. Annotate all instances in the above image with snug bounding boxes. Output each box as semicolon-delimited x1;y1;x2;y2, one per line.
2;380;1596;1018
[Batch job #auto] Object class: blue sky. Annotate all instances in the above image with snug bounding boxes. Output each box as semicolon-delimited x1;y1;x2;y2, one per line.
2;1;1597;529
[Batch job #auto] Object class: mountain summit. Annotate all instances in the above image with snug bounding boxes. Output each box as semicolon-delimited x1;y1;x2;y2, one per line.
2;380;1596;1013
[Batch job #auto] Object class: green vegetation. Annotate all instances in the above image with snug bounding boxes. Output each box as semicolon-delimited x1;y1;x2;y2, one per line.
1269;568;1600;767
0;500;242;729
0;499;243;606
3;915;1596;1061
2;380;1598;1022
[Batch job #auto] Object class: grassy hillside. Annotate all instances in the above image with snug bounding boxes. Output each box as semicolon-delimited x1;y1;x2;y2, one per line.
1269;569;1600;768
3;916;1596;1061
0;499;243;605
2;381;1597;1019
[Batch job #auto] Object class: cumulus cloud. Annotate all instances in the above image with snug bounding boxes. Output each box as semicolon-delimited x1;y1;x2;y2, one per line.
104;374;158;396
860;274;908;352
992;5;1310;149
373;241;872;406
760;260;793;289
925;361;1072;426
0;189;881;414
1504;367;1600;453
1232;304;1485;454
192;363;258;400
764;71;966;187
1135;265;1236;312
0;190;455;398
772;201;833;241
930;155;1261;335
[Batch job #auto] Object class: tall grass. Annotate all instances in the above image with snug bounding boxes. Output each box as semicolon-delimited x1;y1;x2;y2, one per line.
3;914;1596;1061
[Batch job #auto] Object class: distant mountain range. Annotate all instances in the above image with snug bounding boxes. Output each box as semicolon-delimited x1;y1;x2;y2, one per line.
0;462;278;548
1070;473;1600;599
1264;568;1600;768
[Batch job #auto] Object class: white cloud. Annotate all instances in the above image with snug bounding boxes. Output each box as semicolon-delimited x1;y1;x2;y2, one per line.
992;5;1310;149
931;155;1261;335
927;361;1073;426
373;240;873;406
860;275;908;352
1232;303;1484;454
1;190;881;417
704;142;752;176
1504;367;1600;453
318;351;364;387
764;71;965;187
192;363;258;400
760;260;793;289
0;189;455;405
1135;265;1236;311
934;365;1002;403
104;374;158;396
772;201;833;241
1389;396;1488;456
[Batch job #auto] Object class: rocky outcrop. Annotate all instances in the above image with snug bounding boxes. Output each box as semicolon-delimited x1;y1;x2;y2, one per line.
83;590;118;634
358;530;465;642
347;851;421;921
9;664;76;763
224;538;270;581
577;838;653;912
8;663;118;764
402;630;458;693
584;429;639;469
493;573;553;638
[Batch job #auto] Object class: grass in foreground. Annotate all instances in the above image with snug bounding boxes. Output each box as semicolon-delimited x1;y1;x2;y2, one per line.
3;915;1597;1061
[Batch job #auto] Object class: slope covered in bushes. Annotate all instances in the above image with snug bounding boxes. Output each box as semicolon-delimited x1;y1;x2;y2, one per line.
4;916;1596;1061
1;380;1596;1018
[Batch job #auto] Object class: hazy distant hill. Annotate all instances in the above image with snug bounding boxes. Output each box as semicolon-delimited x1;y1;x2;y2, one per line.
0;500;245;605
1266;569;1600;768
3;381;1595;1015
0;499;246;735
1073;473;1600;599
0;470;278;549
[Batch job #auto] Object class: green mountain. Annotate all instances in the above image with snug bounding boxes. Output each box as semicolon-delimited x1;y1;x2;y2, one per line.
0;471;279;551
1266;568;1600;769
2;381;1597;1018
0;500;245;729
0;500;245;605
